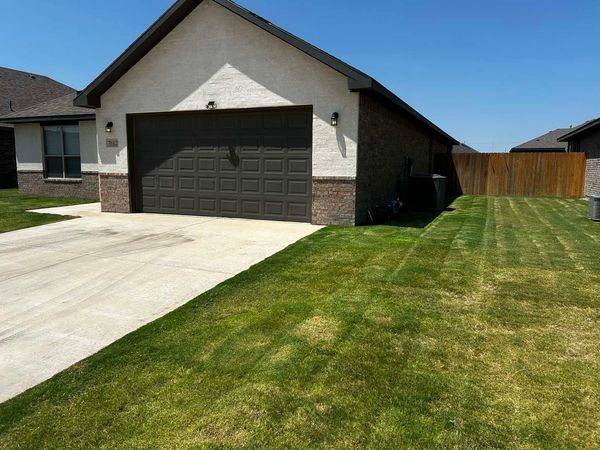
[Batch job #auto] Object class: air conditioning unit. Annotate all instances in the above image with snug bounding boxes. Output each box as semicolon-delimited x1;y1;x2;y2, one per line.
590;196;600;222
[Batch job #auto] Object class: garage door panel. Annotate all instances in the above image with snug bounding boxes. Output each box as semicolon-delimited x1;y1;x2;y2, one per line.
179;177;196;190
265;179;284;194
288;159;310;175
289;180;309;195
178;158;195;171
219;158;237;172
142;176;156;188
133;108;312;222
220;178;238;192
198;158;216;171
159;196;176;210
159;176;175;189
241;179;260;193
241;158;260;173
220;199;238;213
158;158;175;171
241;200;260;215
288;202;309;218
264;202;284;217
199;198;217;213
264;159;284;174
198;177;216;191
143;195;157;208
179;197;196;212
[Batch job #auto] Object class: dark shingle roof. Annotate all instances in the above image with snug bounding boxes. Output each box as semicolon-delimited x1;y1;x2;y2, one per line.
0;67;74;117
0;92;95;123
510;128;571;152
558;118;600;142
452;143;479;153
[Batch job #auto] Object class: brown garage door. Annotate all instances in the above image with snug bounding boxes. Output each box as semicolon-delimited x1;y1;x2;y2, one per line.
130;107;312;222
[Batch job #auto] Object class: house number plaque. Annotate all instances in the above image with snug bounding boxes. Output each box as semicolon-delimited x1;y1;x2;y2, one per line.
106;138;119;148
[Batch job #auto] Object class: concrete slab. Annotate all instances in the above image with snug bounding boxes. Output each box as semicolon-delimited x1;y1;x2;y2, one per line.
0;206;321;403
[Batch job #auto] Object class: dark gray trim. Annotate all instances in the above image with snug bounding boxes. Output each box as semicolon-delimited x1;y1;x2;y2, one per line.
73;0;457;145
558;118;600;142
0;115;95;124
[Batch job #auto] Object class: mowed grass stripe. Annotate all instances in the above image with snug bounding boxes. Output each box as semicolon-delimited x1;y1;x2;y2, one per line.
0;196;598;449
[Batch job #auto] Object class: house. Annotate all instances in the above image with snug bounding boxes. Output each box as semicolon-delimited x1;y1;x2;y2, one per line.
558;118;600;196
1;0;457;225
452;143;479;153
0;92;97;198
510;128;571;153
0;67;75;188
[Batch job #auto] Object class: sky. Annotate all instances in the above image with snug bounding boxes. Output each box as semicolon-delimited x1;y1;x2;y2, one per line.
1;0;599;152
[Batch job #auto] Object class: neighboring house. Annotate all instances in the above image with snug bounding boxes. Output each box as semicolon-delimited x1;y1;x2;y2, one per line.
510;128;571;153
0;92;98;198
452;143;479;153
1;0;457;225
0;67;75;188
558;118;600;196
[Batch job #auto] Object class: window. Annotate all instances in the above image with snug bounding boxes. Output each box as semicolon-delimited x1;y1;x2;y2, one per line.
43;125;81;178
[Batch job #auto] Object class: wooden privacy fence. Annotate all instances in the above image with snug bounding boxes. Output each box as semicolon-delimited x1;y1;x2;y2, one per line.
442;152;586;198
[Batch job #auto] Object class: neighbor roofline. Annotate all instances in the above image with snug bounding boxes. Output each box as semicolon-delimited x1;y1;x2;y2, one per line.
74;0;458;144
510;148;566;152
0;114;96;124
558;118;600;142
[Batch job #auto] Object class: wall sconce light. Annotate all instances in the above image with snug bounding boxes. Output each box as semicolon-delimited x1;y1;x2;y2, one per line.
206;101;217;110
105;121;113;133
331;112;339;127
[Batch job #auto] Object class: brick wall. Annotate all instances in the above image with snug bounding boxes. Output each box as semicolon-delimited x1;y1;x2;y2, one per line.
356;93;452;224
312;177;356;225
100;173;130;213
0;127;17;188
586;158;600;196
580;130;600;196
17;171;99;198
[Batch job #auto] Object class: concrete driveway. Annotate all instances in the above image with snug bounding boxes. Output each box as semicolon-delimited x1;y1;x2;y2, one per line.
0;204;320;403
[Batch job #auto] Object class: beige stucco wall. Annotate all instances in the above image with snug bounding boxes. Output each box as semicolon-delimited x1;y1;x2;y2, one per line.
96;0;359;178
14;121;98;173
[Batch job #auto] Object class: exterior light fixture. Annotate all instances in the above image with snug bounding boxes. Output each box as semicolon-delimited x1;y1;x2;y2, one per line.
206;101;217;110
331;112;339;127
105;122;113;133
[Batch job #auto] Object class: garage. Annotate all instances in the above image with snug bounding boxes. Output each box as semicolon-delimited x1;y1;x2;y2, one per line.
73;0;457;225
130;107;313;222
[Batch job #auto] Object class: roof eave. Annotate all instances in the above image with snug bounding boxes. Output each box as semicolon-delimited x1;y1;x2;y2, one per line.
558;119;600;142
74;0;204;109
354;79;458;145
0;114;96;124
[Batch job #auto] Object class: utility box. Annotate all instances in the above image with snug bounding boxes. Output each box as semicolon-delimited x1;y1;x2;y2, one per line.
590;196;600;222
409;174;447;211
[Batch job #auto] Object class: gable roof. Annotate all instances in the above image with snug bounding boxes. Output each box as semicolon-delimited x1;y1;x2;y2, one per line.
0;67;74;117
452;143;479;153
74;0;458;145
558;118;600;142
0;92;95;123
510;128;571;152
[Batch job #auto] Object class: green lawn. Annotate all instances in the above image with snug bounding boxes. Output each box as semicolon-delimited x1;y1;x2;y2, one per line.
0;189;97;233
1;196;599;449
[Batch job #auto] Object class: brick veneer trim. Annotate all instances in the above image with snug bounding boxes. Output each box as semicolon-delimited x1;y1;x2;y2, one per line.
99;173;131;213
312;177;356;226
17;171;99;199
585;158;600;196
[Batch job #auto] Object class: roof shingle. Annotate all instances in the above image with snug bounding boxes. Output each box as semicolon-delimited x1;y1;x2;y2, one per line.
0;92;95;123
0;67;74;117
510;128;571;152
